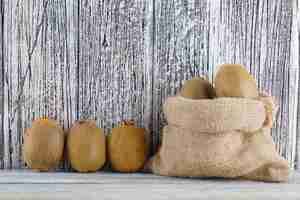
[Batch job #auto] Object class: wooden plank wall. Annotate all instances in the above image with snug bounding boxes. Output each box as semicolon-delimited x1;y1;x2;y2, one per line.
293;0;299;169
2;0;79;169
0;0;299;170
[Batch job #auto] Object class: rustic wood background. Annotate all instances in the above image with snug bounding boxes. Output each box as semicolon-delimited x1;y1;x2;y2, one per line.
0;0;299;170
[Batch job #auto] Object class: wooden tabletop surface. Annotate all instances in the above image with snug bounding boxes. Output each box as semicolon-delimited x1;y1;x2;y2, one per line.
0;170;299;200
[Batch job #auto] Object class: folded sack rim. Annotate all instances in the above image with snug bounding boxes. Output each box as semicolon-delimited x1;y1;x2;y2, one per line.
163;95;266;133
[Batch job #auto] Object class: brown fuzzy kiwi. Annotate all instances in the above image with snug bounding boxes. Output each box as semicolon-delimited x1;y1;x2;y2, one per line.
180;77;216;99
108;120;148;173
23;118;64;172
215;64;259;98
67;120;106;172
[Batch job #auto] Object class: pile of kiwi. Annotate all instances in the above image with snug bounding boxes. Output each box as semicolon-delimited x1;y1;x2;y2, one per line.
23;64;257;173
180;64;258;99
23;119;148;173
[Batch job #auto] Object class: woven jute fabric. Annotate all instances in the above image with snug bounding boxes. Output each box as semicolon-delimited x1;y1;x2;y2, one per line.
147;95;289;182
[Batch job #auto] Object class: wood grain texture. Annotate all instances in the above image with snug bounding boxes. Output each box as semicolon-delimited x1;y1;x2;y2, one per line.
1;0;299;169
2;0;78;169
0;0;4;168
295;0;300;169
0;170;299;199
77;0;149;130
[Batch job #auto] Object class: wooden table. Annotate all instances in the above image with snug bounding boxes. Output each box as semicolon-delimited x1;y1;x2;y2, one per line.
0;170;299;199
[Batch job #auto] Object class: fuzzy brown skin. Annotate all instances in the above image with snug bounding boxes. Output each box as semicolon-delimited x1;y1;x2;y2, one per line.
67;120;106;172
23;118;65;172
180;77;216;99
215;64;259;98
108;120;148;173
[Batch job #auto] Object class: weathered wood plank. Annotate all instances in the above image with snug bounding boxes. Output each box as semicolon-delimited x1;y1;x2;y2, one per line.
0;170;299;183
1;183;298;200
0;170;299;200
144;0;155;153
77;0;150;132
152;0;296;167
2;0;78;169
1;184;299;200
0;0;4;169
295;0;300;169
291;0;299;169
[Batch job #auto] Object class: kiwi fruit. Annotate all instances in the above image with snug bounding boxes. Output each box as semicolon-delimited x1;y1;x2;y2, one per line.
180;77;216;99
215;64;259;98
23;118;64;172
67;120;106;172
108;120;148;173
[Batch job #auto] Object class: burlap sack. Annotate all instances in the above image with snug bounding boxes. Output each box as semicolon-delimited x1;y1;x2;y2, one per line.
147;95;290;182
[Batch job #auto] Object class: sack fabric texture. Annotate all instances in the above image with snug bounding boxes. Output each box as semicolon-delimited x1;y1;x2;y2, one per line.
147;94;290;182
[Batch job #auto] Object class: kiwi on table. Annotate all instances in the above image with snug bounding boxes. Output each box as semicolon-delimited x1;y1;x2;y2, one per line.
23;118;65;172
108;120;148;173
180;77;216;99
67;120;106;172
214;64;259;98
